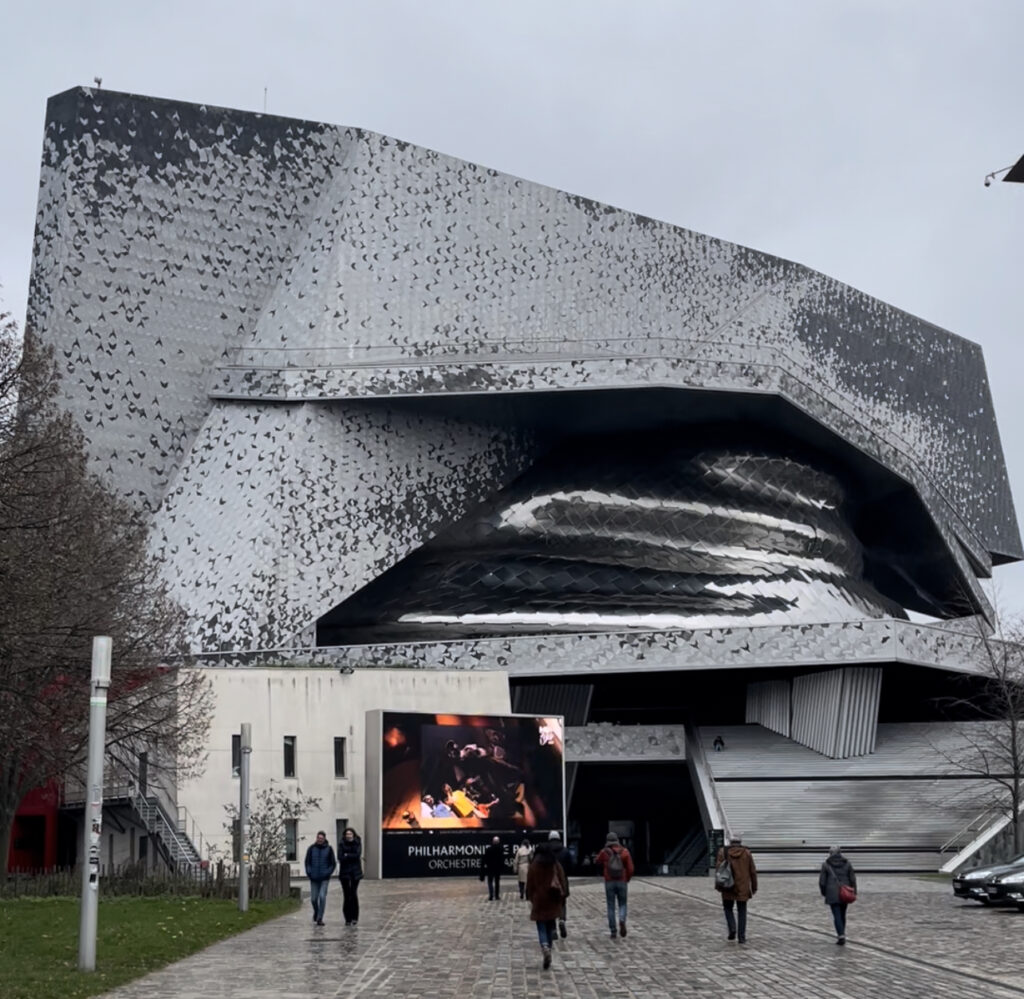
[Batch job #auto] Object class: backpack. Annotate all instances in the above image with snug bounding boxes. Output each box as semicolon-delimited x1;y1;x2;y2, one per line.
605;846;625;880
715;852;735;890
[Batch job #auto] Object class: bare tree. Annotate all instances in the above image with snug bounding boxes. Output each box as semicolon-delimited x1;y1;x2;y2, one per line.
933;616;1024;856
0;309;212;865
223;783;323;864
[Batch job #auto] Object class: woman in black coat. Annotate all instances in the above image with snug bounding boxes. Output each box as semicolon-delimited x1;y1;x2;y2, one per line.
337;827;363;926
819;845;857;944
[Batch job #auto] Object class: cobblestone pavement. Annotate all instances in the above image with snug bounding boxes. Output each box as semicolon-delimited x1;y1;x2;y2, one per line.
96;873;1024;998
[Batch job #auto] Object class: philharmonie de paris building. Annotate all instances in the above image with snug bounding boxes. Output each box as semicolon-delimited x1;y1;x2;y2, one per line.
21;85;1023;877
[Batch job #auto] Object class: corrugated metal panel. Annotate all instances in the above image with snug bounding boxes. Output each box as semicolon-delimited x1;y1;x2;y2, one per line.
511;683;593;726
790;667;880;758
746;679;790;736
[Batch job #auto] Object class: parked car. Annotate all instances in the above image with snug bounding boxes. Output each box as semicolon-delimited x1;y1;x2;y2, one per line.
952;854;1024;904
1006;888;1024;913
982;867;1024;906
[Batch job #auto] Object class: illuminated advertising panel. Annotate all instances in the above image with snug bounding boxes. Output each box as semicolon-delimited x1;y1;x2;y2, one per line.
379;712;564;877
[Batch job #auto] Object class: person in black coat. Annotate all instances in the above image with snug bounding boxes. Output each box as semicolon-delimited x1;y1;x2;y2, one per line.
480;835;506;900
819;845;857;944
547;830;573;937
337;827;363;926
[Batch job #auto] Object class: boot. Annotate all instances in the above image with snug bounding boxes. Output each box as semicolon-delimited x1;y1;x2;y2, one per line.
542;945;552;969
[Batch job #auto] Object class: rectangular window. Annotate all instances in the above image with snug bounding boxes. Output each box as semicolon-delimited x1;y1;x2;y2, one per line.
335;818;348;846
230;819;240;863
284;819;298;862
283;735;296;778
231;734;241;778
333;737;346;778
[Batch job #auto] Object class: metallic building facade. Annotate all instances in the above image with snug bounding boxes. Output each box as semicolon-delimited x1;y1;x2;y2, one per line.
26;87;1021;779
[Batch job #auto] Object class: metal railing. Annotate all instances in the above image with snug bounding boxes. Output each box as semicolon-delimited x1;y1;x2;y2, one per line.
940;805;1004;855
128;785;203;874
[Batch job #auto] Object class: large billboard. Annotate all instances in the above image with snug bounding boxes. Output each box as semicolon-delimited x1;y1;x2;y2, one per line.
377;712;564;877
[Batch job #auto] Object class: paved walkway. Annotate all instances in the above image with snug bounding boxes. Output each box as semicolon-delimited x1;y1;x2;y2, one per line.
97;874;1024;998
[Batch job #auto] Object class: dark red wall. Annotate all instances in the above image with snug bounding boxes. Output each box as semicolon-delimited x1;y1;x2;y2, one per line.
7;782;59;871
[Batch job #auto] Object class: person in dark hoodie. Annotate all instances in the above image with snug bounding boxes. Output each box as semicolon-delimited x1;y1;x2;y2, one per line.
337;827;363;926
304;830;336;927
714;833;757;944
819;845;857;944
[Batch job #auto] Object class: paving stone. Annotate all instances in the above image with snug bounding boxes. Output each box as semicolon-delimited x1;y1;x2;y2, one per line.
94;874;1024;998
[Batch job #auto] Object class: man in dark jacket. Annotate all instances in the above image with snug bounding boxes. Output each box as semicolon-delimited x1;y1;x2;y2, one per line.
715;833;757;944
480;835;506;900
548;830;573;938
304;830;336;926
819;845;857;944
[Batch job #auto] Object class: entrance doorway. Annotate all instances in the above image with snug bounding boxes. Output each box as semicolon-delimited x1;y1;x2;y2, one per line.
569;762;700;874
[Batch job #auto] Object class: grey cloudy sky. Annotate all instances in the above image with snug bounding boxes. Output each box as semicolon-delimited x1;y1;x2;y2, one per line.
2;1;1022;610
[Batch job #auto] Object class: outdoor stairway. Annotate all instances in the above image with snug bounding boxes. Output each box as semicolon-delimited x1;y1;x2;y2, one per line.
700;723;996;871
130;787;203;874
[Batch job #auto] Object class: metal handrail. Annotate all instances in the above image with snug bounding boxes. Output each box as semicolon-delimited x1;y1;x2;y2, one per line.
939;804;1004;854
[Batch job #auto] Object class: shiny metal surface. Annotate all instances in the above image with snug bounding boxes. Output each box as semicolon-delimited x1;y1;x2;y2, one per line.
26;87;1017;653
321;443;904;640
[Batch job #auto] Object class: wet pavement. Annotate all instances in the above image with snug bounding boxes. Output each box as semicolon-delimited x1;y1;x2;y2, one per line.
95;873;1024;998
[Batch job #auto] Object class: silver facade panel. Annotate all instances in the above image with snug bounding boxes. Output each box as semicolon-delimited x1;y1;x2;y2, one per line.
194;618;992;677
25;87;1021;656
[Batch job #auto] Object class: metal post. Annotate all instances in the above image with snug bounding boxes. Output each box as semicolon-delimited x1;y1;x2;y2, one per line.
238;723;252;912
78;637;112;972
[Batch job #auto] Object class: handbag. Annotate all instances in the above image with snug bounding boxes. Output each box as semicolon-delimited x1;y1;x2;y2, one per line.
714;850;735;890
838;883;856;904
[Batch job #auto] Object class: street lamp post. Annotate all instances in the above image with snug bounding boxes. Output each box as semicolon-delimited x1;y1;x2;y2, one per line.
238;723;252;912
78;636;112;972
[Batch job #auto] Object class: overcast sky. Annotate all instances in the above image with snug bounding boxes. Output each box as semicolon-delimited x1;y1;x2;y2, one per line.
2;1;1022;611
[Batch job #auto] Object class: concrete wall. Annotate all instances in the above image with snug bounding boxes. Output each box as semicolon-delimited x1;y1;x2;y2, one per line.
178;667;510;874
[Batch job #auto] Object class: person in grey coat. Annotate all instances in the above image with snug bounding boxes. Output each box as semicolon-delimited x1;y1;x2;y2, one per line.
819;845;857;944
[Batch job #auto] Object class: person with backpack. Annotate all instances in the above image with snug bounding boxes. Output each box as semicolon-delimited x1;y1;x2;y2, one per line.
595;831;634;939
714;833;757;943
525;839;569;969
819;845;857;945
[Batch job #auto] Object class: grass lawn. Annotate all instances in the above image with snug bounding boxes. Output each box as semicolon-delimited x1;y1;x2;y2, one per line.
0;895;298;999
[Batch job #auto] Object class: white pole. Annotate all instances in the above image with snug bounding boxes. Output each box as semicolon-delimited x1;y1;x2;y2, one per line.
238;723;252;912
78;637;112;972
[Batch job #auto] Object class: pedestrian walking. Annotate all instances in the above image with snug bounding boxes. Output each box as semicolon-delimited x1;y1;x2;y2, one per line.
715;833;757;943
547;830;573;937
525;839;568;970
304;830;336;927
595;831;634;939
819;845;857;945
514;837;534;899
480;835;506;900
337;827;363;926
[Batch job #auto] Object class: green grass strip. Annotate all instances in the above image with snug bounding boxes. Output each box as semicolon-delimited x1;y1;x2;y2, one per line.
0;895;298;999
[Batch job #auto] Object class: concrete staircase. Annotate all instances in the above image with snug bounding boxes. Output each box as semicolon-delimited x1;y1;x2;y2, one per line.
699;723;997;872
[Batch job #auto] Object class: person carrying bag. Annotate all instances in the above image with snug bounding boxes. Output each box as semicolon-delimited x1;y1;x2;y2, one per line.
819;845;857;945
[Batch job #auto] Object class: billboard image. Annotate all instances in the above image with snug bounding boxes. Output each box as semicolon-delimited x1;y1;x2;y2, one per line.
378;712;564;876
